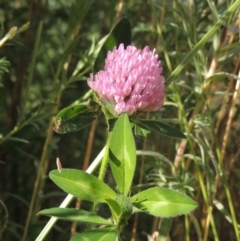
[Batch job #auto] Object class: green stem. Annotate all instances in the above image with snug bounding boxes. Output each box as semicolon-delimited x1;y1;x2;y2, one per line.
90;132;112;216
158;218;173;241
185;215;190;241
98;132;112;181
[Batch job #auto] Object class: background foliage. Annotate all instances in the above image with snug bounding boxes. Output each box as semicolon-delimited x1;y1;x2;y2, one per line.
0;0;240;241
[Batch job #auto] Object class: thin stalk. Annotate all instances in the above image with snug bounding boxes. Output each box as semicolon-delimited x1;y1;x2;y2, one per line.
189;213;202;241
221;70;240;158
203;206;212;241
158;218;173;241
185;215;190;241
90;132;112;216
213;18;239;132
35;147;106;241
98;132;112;181
0;199;8;236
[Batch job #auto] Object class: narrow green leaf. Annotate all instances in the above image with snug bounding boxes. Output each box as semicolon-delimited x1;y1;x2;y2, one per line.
131;187;197;217
50;169;117;203
93;17;131;73
109;114;136;195
205;72;240;84
219;42;240;53
8;137;29;144
139;120;186;139
71;227;117;241
17;22;30;33
0;58;9;65
38;208;113;226
53;100;100;134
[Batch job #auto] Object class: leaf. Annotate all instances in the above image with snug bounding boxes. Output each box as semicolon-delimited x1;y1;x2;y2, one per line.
205;72;240;84
0;57;10;65
71;227;117;241
50;169;117;202
105;199;121;221
218;42;240;53
93;17;131;73
131;187;197;217
53;100;100;134
133;124;150;138
138;120;186;139
109;114;136;195
38;208;113;226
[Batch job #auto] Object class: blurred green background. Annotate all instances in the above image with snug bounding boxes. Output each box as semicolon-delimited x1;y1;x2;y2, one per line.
0;0;240;240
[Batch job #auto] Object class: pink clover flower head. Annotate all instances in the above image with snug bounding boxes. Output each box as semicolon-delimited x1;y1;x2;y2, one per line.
88;43;165;116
